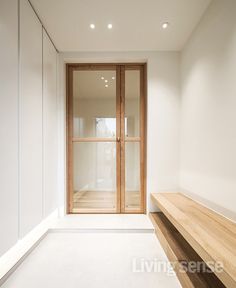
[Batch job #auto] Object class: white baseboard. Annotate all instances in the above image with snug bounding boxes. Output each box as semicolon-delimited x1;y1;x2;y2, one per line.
0;210;58;285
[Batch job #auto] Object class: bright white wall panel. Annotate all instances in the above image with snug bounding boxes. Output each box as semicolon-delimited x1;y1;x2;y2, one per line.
19;0;43;236
43;30;58;216
0;0;19;256
180;0;236;220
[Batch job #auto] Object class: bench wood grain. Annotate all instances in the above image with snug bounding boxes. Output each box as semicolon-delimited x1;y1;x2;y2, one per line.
151;193;236;288
149;212;226;288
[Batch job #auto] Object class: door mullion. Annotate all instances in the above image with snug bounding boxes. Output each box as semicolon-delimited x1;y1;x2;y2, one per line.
116;66;121;213
120;66;126;213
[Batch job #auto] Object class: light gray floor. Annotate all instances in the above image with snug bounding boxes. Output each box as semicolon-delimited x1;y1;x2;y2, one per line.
52;214;155;230
2;216;181;288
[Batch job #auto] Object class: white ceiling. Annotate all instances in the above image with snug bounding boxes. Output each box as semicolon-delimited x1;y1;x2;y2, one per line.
30;0;212;52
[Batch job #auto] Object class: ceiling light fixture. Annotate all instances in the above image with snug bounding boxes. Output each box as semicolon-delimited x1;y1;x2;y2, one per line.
105;84;108;88
162;22;169;29
101;77;104;80
105;79;108;83
90;23;95;29
112;76;115;80
108;24;113;29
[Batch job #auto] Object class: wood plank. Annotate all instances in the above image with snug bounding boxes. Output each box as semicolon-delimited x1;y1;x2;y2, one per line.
151;193;236;288
150;212;226;288
73;191;140;212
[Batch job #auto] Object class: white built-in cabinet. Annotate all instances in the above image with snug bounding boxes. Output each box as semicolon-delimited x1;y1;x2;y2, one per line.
0;0;58;254
0;0;19;256
19;0;43;237
43;31;58;217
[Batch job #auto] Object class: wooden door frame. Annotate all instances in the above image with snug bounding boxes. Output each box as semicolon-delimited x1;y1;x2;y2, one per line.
66;63;147;214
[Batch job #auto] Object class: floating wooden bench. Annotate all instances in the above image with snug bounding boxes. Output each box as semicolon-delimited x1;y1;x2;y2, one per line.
150;193;236;288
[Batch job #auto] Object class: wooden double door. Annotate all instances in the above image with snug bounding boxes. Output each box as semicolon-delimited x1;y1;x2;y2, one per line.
67;63;146;213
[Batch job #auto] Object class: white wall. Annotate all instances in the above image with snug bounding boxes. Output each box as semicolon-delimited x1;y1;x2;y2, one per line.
180;0;236;220
58;51;181;212
0;0;19;256
0;0;58;256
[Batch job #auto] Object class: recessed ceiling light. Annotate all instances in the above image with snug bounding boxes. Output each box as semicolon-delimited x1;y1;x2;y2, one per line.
101;76;104;80
112;76;115;80
105;84;108;88
105;79;108;83
162;22;169;29
108;24;113;29
90;23;95;29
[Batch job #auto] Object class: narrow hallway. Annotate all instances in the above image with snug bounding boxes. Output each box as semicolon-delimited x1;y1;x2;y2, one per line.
2;215;181;288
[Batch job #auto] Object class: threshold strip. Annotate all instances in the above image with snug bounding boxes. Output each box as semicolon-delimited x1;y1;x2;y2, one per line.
48;228;154;234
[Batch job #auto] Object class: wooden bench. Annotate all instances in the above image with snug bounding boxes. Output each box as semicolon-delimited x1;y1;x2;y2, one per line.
150;193;236;288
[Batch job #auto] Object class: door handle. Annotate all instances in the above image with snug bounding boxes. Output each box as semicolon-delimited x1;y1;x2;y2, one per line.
117;137;120;142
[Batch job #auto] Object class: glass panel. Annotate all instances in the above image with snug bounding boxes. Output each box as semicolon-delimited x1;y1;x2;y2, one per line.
125;142;141;210
125;70;140;137
73;142;117;211
73;70;116;138
95;118;116;137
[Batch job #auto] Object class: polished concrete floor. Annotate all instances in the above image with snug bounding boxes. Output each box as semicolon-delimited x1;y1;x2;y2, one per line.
2;215;181;288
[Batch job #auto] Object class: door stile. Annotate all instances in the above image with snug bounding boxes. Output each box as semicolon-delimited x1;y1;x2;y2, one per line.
67;65;74;213
140;64;146;213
